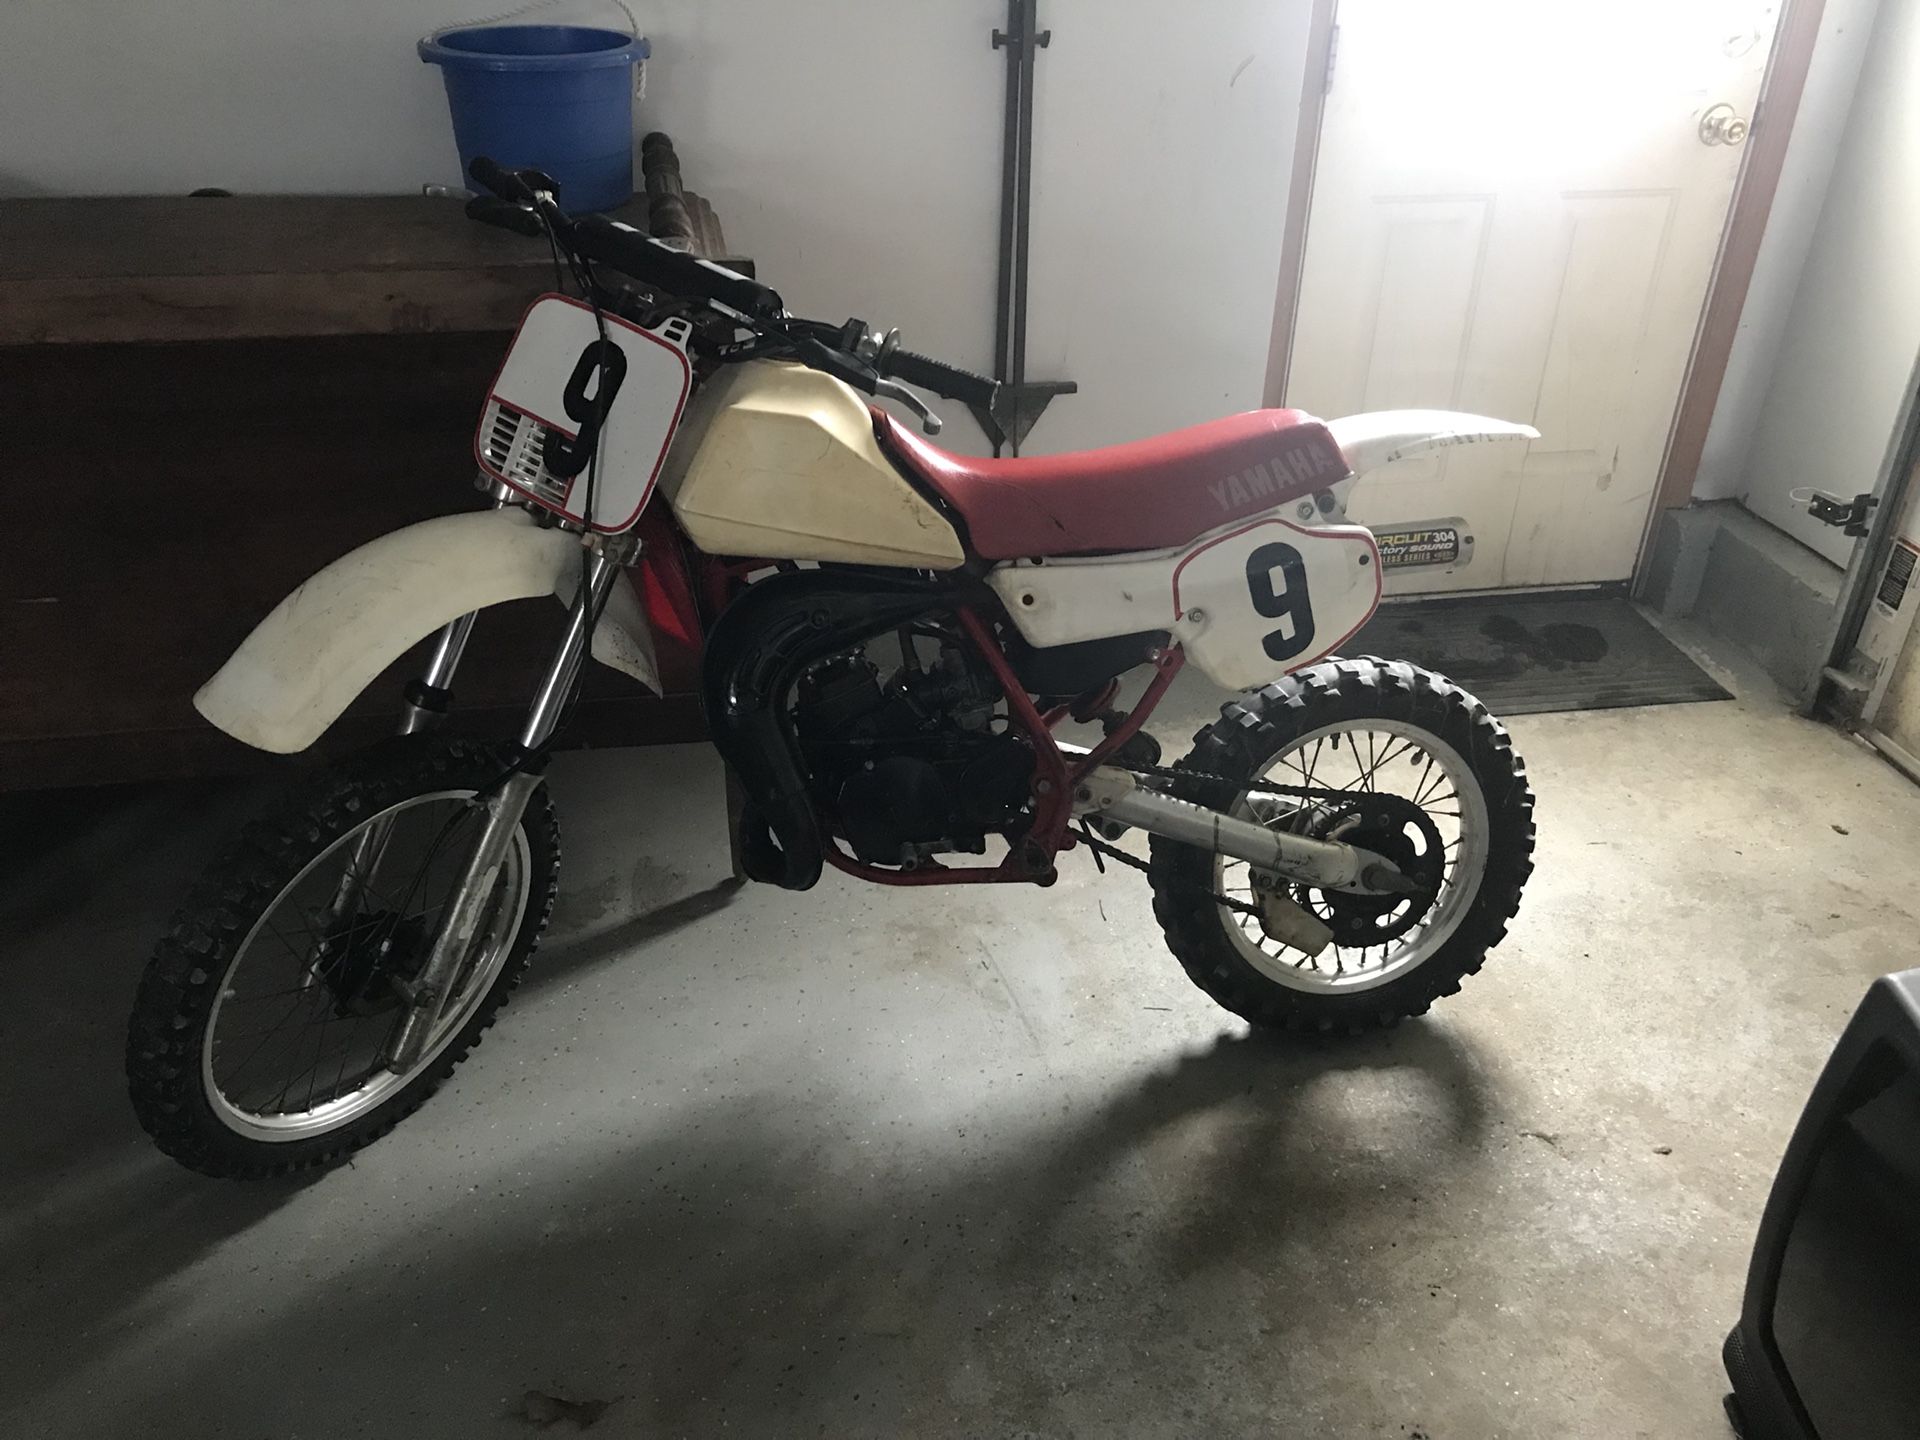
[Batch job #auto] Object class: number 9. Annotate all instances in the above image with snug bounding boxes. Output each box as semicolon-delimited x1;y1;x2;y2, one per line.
1245;542;1317;663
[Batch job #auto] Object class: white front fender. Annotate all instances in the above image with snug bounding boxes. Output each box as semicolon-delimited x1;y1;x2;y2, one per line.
195;508;661;754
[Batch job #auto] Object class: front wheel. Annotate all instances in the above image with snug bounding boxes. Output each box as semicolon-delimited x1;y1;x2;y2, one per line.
127;734;559;1178
1148;657;1535;1033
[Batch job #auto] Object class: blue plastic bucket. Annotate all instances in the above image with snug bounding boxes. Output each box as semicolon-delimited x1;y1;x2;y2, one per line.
419;25;649;212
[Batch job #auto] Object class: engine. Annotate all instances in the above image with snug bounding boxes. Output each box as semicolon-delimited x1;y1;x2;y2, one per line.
792;632;1035;866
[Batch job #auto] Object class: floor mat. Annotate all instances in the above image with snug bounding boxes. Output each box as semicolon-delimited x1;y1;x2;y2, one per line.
1343;593;1731;715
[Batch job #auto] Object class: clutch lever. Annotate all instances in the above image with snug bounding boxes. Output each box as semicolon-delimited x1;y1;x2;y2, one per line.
874;378;943;436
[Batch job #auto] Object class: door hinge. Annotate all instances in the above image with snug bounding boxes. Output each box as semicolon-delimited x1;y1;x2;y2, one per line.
1805;489;1878;539
1323;23;1340;95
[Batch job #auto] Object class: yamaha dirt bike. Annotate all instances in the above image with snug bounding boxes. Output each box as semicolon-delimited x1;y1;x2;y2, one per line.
128;159;1537;1178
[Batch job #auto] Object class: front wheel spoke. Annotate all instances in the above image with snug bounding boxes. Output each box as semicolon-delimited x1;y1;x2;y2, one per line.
332;857;410;916
219;982;348;1005
266;1012;348;1113
327;1028;368;1107
216;990;326;1089
301;1011;340;1114
260;917;327;973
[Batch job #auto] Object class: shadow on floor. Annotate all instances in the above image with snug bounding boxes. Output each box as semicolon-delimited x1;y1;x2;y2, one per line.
524;875;746;993
5;1020;1495;1435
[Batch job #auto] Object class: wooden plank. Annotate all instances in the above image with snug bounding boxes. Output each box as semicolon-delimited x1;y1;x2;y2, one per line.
0;194;645;345
0;195;594;280
4;268;558;346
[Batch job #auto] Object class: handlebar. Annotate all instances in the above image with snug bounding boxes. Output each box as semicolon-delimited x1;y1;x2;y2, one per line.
882;349;998;411
463;154;994;422
468;155;540;206
464;195;546;239
568;214;784;320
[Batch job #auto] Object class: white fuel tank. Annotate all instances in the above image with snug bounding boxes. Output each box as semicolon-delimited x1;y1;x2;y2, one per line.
657;362;966;569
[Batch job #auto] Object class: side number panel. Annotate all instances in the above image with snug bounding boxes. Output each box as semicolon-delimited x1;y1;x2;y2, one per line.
1173;519;1381;689
1244;541;1317;663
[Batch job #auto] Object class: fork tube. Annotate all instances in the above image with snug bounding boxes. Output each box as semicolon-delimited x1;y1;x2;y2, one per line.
313;608;484;952
518;551;622;750
387;546;624;1070
400;611;479;734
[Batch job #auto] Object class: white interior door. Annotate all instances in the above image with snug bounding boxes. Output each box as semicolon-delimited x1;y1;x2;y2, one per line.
1286;0;1779;593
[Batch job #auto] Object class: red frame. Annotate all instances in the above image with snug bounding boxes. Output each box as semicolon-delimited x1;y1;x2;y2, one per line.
820;610;1184;887
630;512;1185;890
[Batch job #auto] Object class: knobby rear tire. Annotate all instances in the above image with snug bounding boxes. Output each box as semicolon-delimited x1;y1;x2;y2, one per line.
126;734;559;1179
1148;656;1535;1033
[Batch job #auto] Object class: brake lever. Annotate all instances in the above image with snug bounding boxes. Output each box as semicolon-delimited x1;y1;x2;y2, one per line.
874;378;943;436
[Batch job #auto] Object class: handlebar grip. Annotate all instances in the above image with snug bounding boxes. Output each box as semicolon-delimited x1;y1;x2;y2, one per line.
884;349;998;408
568;214;784;318
468;155;534;204
464;195;547;239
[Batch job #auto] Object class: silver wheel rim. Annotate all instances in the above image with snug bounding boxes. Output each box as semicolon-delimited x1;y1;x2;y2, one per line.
1214;719;1489;994
201;790;531;1142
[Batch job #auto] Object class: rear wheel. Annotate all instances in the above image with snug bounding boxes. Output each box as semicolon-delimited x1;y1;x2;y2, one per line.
127;734;558;1178
1148;657;1534;1033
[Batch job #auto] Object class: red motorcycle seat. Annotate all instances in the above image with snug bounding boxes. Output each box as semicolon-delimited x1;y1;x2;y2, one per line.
874;407;1350;560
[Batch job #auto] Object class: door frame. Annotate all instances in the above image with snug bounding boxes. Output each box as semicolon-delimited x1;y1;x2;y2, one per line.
1261;0;1341;410
1262;0;1828;589
1823;358;1920;721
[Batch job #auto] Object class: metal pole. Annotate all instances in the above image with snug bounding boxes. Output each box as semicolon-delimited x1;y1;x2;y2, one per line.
1010;0;1040;395
984;1;1069;457
992;0;1023;391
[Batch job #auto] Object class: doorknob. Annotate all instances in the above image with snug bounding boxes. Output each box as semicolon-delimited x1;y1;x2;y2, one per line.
1699;102;1750;147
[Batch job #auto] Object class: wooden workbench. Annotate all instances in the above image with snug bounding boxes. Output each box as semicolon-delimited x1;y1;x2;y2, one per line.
0;194;703;791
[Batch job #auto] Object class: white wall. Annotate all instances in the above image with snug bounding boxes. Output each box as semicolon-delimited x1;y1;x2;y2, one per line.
0;0;1310;456
1720;0;1920;565
1692;0;1881;503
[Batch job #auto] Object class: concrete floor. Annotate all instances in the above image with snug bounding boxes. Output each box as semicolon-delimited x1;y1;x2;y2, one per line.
3;634;1916;1438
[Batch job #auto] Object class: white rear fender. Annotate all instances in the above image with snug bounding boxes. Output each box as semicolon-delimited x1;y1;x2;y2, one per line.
195;508;660;754
1326;409;1539;498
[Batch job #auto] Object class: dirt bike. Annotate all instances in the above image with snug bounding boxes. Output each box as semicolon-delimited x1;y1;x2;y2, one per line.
127;158;1538;1178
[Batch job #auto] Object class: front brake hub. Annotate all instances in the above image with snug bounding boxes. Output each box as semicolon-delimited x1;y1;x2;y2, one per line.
314;911;429;1017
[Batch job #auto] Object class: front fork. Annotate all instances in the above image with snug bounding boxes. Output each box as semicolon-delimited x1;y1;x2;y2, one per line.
371;522;633;1072
313;610;480;945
